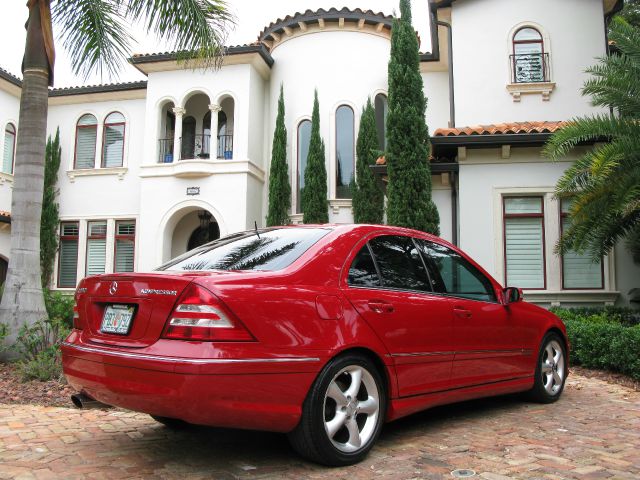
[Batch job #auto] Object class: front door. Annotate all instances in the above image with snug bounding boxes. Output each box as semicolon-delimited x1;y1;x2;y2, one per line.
342;235;454;397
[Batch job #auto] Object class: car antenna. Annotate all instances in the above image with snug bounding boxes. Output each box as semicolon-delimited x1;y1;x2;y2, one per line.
254;220;260;239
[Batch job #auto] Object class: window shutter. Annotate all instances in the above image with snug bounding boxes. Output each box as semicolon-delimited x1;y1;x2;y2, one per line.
86;239;106;276
102;124;124;167
505;217;544;288
75;127;97;169
3;130;15;174
115;240;135;272
59;240;78;287
561;217;603;288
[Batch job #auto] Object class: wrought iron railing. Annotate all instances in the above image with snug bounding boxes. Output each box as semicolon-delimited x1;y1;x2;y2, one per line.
158;138;174;163
181;134;211;160
217;134;234;159
510;53;550;84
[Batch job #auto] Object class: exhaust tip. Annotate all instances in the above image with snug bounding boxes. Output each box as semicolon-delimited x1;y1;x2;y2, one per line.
71;393;111;409
71;393;85;408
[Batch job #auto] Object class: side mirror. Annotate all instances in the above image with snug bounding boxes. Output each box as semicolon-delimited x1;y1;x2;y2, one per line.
503;287;523;304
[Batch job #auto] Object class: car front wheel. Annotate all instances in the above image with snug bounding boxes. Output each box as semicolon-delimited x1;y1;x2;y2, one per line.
528;333;567;403
288;354;386;466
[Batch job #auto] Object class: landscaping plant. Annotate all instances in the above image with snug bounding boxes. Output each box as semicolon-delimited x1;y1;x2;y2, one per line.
302;90;329;224
41;129;61;288
267;84;291;227
385;0;439;234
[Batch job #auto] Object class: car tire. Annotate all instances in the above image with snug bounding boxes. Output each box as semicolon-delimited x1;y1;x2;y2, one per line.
527;332;567;404
150;415;189;429
287;353;386;466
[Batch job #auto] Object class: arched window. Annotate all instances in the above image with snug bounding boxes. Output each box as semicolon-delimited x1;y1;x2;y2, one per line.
3;123;16;174
374;94;388;151
335;105;355;199
102;112;125;168
74;114;97;169
296;120;312;213
512;27;545;83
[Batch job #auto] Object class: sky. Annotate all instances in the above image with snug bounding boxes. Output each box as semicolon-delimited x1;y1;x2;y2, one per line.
0;1;431;88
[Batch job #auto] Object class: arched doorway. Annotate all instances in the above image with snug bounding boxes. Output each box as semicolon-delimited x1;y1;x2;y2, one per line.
187;211;221;250
170;209;220;258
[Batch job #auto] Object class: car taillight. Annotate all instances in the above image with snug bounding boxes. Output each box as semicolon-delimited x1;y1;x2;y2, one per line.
72;303;82;330
162;283;254;341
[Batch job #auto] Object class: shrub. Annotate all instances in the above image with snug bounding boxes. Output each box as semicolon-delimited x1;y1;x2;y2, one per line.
44;289;74;329
553;307;640;380
14;316;70;382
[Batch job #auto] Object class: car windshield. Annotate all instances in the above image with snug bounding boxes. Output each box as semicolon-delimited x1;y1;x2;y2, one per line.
157;228;331;272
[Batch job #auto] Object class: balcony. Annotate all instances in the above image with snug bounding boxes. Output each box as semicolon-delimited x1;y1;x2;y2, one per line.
157;134;234;163
507;53;555;102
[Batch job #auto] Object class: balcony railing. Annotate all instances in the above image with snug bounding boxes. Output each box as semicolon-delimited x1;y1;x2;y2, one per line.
510;53;550;84
158;134;234;163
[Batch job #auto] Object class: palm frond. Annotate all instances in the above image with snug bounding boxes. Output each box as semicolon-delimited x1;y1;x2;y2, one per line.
53;0;132;79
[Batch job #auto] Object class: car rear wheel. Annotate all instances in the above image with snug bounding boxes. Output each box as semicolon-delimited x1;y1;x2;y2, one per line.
288;354;386;466
527;332;567;403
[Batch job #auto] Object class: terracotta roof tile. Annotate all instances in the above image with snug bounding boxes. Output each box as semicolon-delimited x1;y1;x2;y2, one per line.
433;121;566;137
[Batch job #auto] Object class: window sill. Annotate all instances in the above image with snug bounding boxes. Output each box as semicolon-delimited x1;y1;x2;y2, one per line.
506;82;555;102
67;167;128;182
330;198;353;214
289;213;304;225
522;290;619;306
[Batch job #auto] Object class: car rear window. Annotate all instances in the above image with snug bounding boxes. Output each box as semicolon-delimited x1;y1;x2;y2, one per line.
157;228;330;272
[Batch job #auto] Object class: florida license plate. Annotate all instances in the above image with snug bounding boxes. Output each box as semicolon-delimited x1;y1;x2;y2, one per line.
101;305;135;335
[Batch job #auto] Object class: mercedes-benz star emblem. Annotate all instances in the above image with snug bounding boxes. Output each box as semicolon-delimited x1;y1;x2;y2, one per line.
109;281;118;295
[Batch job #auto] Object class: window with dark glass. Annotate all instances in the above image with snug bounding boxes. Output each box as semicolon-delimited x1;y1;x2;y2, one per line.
348;245;380;287
297;120;312;213
115;221;136;273
159;228;330;272
101;112;125;168
58;222;79;288
335;105;355;199
418;240;496;302
561;199;603;289
3;123;16;174
374;93;388;150
512;27;546;83
74;114;97;169
368;236;431;291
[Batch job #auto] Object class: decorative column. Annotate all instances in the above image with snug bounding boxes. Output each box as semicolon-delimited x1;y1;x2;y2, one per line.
172;106;186;161
209;103;221;159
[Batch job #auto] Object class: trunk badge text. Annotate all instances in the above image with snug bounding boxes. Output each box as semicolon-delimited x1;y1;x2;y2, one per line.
141;289;178;296
109;282;118;295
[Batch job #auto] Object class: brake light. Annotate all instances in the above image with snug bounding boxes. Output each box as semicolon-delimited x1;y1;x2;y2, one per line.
162;283;254;341
72;303;82;330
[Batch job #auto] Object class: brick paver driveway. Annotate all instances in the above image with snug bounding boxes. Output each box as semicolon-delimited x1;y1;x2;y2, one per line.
1;374;638;480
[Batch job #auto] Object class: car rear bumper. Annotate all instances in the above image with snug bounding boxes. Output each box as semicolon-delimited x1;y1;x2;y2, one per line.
61;338;322;433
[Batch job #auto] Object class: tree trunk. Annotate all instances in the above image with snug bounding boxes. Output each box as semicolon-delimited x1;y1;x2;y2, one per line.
0;1;51;357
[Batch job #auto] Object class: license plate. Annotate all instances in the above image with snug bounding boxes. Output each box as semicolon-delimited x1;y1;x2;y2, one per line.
101;305;135;335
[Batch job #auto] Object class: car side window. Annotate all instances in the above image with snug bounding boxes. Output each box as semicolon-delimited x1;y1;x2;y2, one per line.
348;244;381;287
368;236;431;292
417;240;497;302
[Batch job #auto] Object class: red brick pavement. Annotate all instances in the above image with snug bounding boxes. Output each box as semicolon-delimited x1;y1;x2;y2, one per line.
0;374;638;479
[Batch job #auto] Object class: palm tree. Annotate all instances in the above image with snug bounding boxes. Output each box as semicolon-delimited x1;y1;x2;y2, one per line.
0;0;233;348
543;17;640;261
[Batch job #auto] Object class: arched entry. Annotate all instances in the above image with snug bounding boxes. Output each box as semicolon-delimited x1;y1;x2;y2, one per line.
187;211;220;250
169;208;220;259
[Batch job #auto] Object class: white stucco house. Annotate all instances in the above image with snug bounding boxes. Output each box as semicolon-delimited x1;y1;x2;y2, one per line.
0;0;637;307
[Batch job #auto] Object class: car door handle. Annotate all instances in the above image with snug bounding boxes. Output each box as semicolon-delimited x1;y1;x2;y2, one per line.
367;300;395;314
453;307;472;319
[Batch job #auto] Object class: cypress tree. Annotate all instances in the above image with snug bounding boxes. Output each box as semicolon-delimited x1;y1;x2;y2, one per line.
40;129;61;288
267;84;291;226
353;98;384;224
302;90;329;223
386;0;440;234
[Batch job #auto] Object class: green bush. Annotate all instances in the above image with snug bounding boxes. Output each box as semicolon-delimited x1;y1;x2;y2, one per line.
552;307;640;380
44;289;74;329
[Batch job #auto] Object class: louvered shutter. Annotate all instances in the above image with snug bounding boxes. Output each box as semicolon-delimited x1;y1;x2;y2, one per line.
504;198;545;289
86;222;107;276
75;115;97;169
3;127;15;174
102;113;125;167
58;223;79;288
115;240;134;272
561;201;603;288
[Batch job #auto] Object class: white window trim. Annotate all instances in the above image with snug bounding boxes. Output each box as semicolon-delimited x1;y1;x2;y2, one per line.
492;187;617;305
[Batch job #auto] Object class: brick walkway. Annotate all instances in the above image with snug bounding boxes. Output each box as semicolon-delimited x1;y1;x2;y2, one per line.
0;374;638;480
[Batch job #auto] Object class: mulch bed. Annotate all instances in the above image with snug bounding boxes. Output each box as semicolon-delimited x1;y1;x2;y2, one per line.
0;362;637;409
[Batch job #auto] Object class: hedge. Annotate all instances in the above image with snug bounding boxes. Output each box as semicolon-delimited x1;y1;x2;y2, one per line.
552;308;640;380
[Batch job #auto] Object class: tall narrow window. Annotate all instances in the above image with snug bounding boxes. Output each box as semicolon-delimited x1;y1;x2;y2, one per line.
561;200;603;289
3;123;16;174
102;112;125;168
335;105;355;199
74;114;97;169
503;197;545;289
297;120;312;213
114;221;136;273
86;221;107;276
181;115;196;159
374;94;388;151
58;222;79;288
512;27;545;83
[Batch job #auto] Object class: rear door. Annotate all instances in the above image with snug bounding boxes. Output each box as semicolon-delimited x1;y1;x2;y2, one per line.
342;235;454;397
417;240;526;387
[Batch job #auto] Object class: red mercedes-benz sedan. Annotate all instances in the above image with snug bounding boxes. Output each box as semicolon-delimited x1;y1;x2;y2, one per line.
62;224;568;466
